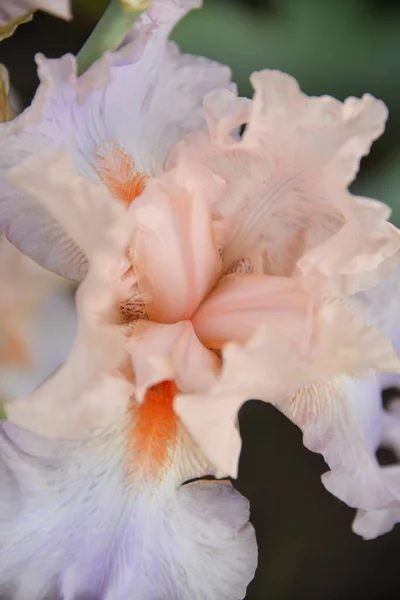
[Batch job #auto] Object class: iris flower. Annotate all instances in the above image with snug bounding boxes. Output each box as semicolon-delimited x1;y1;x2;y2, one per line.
1;0;400;597
0;2;257;598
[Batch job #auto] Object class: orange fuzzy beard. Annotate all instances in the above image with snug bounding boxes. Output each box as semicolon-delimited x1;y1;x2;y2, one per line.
95;140;149;205
127;381;178;481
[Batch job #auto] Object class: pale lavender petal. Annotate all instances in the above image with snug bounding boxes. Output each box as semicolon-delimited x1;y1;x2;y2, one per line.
0;0;233;278
0;420;257;600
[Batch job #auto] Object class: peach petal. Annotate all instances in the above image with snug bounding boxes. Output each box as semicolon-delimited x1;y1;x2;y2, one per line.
176;303;400;479
192;273;312;349
128;319;219;401
130;176;220;323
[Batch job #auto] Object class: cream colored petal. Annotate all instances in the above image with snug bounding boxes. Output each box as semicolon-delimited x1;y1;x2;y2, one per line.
130;175;220;322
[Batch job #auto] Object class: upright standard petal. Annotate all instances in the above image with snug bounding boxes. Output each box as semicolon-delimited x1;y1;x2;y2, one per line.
0;407;257;599
169;71;399;294
130;174;220;323
0;0;233;277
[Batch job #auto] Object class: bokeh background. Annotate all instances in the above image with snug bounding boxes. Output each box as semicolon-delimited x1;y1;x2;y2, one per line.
0;1;400;598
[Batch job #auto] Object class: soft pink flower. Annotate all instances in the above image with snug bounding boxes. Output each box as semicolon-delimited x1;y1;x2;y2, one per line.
1;5;399;580
0;4;258;596
6;69;400;538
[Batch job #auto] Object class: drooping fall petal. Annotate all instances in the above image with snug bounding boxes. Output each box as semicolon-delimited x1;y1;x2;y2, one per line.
0;418;257;600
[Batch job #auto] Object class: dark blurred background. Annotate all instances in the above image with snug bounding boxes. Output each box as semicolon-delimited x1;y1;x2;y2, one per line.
0;1;399;598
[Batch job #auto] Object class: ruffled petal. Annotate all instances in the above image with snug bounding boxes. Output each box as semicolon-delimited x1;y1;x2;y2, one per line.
6;150;124;278
192;273;311;348
128;319;219;401
130;174;220;322
176;303;400;481
0;418;257;600
0;0;233;276
295;375;399;510
246;71;387;187
298;193;400;295
169;70;398;294
353;466;400;539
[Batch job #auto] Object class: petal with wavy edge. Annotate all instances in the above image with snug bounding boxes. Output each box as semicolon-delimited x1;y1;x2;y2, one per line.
0;0;233;278
352;466;400;539
130;175;220;323
176;303;400;480
298;193;400;296
6;150;124;278
0;420;257;600
246;71;387;186
346;265;400;390
169;71;398;294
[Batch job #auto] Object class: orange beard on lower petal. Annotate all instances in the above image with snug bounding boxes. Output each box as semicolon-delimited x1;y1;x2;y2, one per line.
126;381;179;482
95;140;149;206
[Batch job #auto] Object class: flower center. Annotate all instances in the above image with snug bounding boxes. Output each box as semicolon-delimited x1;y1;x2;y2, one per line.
127;380;178;481
95;140;149;205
